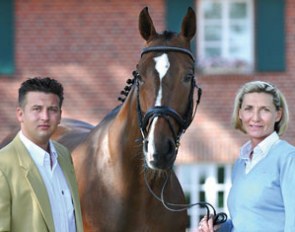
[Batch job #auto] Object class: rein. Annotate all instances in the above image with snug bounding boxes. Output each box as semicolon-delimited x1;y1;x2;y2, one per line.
144;170;227;226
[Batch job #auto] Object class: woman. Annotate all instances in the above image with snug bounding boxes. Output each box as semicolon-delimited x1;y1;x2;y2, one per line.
198;81;295;232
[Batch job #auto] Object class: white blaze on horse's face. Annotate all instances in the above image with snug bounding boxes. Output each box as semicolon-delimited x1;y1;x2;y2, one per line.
154;53;170;106
146;53;170;168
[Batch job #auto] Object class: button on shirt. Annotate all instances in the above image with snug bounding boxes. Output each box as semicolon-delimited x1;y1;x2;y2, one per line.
19;131;76;232
240;132;280;174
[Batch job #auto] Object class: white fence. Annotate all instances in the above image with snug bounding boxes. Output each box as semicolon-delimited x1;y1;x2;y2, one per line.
175;164;232;231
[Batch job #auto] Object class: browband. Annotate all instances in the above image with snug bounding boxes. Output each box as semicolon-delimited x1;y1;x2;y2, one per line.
141;46;195;63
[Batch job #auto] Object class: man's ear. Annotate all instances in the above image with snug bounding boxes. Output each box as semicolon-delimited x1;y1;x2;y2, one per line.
16;107;24;123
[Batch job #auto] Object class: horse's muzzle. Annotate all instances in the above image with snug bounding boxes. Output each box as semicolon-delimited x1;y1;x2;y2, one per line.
143;138;177;170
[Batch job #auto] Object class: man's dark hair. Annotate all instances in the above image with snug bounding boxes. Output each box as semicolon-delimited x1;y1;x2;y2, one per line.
18;77;64;107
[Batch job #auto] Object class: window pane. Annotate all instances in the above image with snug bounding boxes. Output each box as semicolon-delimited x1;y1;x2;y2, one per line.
230;24;246;36
205;25;222;41
229;24;248;43
204;2;222;19
229;46;241;56
205;47;221;57
230;3;247;19
229;24;251;60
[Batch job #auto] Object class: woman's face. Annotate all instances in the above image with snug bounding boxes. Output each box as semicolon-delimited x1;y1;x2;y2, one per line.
239;92;282;146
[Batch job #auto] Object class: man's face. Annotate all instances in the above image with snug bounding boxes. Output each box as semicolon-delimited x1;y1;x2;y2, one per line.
16;91;62;150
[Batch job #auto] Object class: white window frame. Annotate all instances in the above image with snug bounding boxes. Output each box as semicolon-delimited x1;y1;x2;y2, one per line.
197;0;254;75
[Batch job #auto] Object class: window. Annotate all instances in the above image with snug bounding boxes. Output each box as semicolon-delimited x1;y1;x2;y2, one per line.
197;0;254;75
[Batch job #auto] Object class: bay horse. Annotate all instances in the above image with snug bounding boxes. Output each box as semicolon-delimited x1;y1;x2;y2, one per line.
59;7;200;231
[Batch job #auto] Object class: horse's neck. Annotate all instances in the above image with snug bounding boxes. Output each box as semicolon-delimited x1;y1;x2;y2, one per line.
103;90;142;166
110;90;141;146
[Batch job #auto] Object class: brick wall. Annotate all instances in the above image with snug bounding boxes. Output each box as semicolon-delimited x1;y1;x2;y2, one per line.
0;0;164;140
1;0;295;163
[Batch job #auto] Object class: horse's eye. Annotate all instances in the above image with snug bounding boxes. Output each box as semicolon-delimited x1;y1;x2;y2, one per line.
183;74;194;82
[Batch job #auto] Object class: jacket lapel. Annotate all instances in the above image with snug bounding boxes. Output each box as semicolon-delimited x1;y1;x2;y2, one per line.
14;135;55;232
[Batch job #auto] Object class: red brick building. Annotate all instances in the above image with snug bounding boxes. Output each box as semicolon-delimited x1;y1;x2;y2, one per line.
0;0;294;164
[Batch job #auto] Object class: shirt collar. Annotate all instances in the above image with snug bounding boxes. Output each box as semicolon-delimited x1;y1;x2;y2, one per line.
19;131;58;167
240;131;279;160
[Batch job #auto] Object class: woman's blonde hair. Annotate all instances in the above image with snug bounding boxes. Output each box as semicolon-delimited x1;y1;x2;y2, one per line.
232;81;289;136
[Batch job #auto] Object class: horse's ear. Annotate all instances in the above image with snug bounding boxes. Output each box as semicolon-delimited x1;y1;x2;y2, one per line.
139;7;157;41
180;7;196;41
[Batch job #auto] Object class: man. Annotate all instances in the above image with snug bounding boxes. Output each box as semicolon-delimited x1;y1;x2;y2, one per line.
0;77;83;231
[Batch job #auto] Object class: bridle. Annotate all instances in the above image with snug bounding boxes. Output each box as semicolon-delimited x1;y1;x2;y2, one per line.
136;46;227;226
135;46;202;153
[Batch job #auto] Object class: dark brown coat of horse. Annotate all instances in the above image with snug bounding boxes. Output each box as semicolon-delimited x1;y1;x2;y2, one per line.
1;7;199;232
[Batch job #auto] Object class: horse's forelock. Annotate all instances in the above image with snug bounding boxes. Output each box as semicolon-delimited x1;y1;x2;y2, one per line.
151;31;190;48
161;31;176;40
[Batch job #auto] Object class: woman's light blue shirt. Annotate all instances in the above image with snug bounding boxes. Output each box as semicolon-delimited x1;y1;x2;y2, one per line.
219;133;295;232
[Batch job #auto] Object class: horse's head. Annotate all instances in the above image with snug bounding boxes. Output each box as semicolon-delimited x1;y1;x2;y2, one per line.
134;7;200;171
